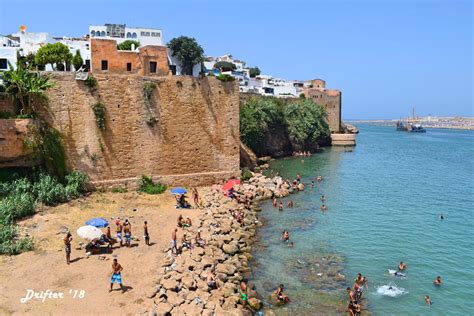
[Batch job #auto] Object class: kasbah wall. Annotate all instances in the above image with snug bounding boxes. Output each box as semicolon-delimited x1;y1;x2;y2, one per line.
37;73;240;189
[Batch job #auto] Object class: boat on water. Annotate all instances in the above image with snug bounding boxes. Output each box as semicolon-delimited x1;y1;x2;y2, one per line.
396;121;409;131
410;123;426;133
396;107;427;133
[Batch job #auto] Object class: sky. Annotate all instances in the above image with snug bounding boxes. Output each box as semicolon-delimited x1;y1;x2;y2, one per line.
0;0;472;119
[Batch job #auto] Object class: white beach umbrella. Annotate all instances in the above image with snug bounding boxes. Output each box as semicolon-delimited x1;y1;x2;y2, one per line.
77;225;103;241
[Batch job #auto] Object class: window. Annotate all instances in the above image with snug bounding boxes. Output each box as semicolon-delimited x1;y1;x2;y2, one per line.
126;32;131;38
91;31;96;37
0;58;8;70
126;63;132;72
132;32;137;38
149;62;157;73
100;31;106;37
85;59;91;71
101;60;108;71
151;32;161;37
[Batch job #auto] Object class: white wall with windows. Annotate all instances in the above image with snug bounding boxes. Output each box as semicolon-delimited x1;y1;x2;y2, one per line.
89;25;163;47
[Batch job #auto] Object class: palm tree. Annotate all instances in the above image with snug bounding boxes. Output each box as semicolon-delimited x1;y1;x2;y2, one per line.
0;63;54;115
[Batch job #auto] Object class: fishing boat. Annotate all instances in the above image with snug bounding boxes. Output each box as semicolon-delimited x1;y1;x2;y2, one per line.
396;107;427;133
410;123;426;133
396;121;409;131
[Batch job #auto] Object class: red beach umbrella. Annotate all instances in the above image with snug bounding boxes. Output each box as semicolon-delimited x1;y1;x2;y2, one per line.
223;179;240;191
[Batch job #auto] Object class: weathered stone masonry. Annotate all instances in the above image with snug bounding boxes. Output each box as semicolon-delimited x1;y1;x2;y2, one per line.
33;73;240;188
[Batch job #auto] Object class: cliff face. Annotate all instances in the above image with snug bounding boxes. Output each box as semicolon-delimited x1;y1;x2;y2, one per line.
0;119;37;167
25;73;241;188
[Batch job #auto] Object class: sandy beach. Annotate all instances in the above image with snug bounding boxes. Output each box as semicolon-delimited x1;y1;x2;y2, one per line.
0;190;205;315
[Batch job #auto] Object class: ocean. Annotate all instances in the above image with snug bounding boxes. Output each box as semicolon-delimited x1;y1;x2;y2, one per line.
250;124;473;315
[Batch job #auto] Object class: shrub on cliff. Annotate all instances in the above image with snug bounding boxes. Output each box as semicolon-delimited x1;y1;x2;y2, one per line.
249;67;261;78
216;74;235;82
240;97;285;155
0;63;54;115
284;99;330;148
138;175;167;194
91;102;107;131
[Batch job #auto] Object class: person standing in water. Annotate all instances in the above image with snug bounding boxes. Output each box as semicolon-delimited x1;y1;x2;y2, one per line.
273;197;277;208
275;284;290;303
434;276;442;286
425;295;432;306
279;202;284;211
398;261;407;271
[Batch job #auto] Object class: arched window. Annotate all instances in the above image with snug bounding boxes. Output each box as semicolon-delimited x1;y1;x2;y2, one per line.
91;30;96;37
100;31;106;37
132;32;137;38
126;32;131;38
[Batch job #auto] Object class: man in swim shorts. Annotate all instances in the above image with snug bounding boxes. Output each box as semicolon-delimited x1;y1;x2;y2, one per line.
433;276;442;286
143;221;150;246
275;284;290;303
116;220;123;247
110;259;124;292
398;261;407;271
123;219;132;247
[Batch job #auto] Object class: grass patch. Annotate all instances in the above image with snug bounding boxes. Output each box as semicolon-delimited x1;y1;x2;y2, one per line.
138;175;166;195
240;168;253;182
0;171;88;255
111;187;127;193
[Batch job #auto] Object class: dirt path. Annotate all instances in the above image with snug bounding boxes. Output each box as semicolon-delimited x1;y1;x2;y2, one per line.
0;190;205;315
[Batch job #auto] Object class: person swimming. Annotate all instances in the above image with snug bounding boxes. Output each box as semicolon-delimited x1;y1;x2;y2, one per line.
320;204;327;211
281;230;290;242
398;261;407;271
425;295;432;306
434;276;442;286
440;213;444;220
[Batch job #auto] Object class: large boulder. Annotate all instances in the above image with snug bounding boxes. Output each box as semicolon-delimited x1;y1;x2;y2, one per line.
155;302;173;315
248;297;262;310
222;242;239;255
216;263;237;276
240;142;257;170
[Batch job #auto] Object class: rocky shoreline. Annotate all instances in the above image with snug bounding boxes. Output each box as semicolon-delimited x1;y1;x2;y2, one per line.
146;173;298;316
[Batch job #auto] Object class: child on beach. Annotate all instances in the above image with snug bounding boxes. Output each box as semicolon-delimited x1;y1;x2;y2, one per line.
144;221;150;246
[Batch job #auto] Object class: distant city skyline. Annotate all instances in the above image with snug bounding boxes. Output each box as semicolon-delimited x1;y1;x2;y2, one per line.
0;0;472;119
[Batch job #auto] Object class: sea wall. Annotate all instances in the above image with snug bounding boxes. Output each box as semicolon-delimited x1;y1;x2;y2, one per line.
30;72;240;188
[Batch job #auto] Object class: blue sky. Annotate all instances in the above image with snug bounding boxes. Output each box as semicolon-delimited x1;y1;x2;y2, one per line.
0;0;472;119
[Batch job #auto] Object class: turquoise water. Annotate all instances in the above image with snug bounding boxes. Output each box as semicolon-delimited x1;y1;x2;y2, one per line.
250;125;473;315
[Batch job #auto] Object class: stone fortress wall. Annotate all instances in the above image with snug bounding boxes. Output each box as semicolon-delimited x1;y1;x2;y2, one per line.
0;73;241;188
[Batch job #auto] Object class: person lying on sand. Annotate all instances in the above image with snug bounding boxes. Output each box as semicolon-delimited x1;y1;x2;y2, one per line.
275;284;290;303
110;259;124;293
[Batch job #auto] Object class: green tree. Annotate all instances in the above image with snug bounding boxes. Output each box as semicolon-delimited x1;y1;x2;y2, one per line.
168;36;204;75
0;63;54;115
239;97;285;155
249;67;261;78
283;99;330;148
35;42;72;71
117;40;140;51
72;49;84;70
214;61;236;72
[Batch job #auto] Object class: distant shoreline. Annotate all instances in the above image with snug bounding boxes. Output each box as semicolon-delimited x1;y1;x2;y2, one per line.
345;121;474;131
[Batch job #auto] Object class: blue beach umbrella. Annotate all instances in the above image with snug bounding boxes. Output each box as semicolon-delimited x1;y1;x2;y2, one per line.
85;217;109;228
171;187;187;195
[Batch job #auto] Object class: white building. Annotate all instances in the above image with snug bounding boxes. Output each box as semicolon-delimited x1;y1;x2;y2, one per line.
89;24;163;46
0;36;19;70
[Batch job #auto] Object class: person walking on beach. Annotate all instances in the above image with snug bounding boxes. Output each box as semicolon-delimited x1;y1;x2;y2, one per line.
116;220;123;247
123;219;132;247
192;188;200;208
110;259;125;293
434;276;442;286
171;228;178;255
144;221;150;246
64;233;72;265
